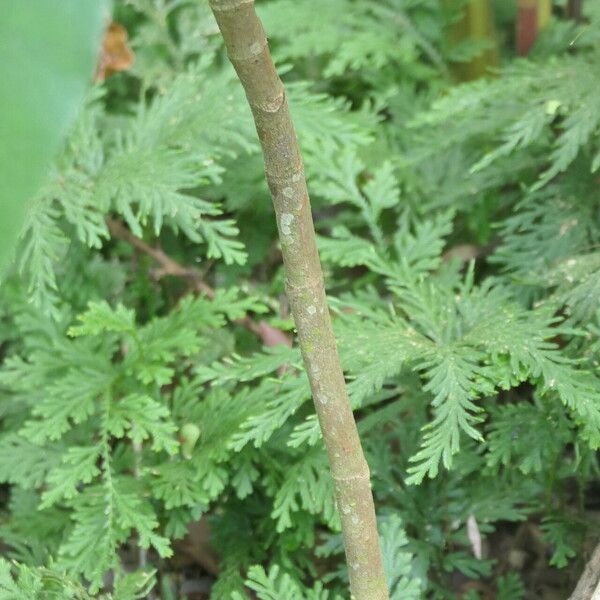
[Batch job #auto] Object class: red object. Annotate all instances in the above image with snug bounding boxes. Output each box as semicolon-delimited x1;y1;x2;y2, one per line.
517;5;538;55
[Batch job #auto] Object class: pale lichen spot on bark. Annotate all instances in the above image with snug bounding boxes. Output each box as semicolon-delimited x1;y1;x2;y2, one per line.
307;305;316;315
261;91;285;113
280;212;294;235
283;186;294;198
310;364;321;381
249;40;263;55
227;38;270;62
317;393;328;405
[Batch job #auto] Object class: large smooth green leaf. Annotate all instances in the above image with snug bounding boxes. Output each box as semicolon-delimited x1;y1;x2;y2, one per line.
0;0;110;267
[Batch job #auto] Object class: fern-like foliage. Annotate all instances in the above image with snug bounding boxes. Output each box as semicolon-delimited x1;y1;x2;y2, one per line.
0;289;266;587
260;0;452;80
0;559;154;600
407;47;600;191
2;1;600;598
231;565;344;600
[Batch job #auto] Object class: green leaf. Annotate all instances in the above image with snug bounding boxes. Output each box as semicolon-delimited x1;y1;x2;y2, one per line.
0;0;109;267
107;393;178;454
271;447;338;532
112;571;156;600
41;446;101;508
238;564;343;600
0;434;63;489
379;515;422;600
68;301;135;338
496;573;525;600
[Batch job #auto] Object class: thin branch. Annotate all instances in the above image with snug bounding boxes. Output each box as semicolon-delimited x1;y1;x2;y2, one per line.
106;217;214;297
569;542;600;600
207;2;389;598
567;0;584;22
105;217;288;345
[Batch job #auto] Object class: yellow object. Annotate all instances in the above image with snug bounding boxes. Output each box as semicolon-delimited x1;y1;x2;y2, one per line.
447;0;499;81
538;0;552;29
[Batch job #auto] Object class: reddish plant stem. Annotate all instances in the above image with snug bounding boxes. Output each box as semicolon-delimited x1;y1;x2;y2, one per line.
105;217;287;344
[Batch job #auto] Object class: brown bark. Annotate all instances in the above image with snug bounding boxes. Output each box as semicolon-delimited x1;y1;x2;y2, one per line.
206;1;389;598
517;0;538;56
567;0;584;22
516;0;552;56
569;542;600;600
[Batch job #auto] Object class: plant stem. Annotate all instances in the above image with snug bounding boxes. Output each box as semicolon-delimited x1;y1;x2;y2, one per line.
106;218;290;347
516;0;551;56
207;1;389;598
567;0;584;22
568;542;600;600
445;0;499;81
